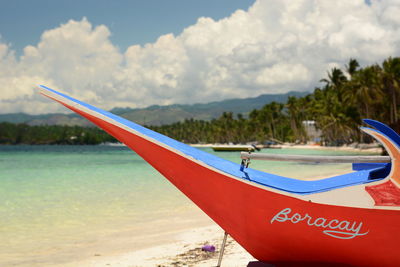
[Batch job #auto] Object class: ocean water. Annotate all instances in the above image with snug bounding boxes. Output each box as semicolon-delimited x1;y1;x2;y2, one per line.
0;145;377;266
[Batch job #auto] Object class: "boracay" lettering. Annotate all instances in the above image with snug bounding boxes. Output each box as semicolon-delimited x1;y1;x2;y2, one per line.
270;208;369;239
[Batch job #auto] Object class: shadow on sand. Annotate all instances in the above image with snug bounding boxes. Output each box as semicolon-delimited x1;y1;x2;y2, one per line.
247;261;354;267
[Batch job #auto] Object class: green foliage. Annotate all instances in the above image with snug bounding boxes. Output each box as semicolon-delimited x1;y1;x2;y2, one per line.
0;123;116;145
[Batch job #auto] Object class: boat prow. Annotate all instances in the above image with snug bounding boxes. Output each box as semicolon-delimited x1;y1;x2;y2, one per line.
212;144;257;152
39;85;400;266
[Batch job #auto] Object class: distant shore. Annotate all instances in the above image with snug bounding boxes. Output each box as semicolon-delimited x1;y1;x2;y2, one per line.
191;143;383;154
0;143;383;155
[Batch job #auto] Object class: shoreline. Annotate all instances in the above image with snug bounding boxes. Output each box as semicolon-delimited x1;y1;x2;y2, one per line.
0;142;382;150
191;143;383;154
278;144;383;153
63;225;256;267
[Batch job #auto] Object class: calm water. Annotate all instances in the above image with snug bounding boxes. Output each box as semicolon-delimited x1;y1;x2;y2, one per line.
0;145;375;266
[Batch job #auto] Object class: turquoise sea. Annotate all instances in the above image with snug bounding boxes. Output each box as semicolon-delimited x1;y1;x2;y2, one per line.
0;145;377;266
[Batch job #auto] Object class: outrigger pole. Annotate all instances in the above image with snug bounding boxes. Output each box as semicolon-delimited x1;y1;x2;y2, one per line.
217;231;229;267
240;152;391;163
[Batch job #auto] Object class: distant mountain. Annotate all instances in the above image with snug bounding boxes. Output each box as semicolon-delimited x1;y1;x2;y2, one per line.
0;91;308;126
0;112;92;127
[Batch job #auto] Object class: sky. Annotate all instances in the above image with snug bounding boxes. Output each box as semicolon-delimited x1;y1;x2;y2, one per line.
1;0;400;114
0;0;255;55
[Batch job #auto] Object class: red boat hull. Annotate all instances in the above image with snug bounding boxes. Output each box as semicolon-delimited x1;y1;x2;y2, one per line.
65;103;399;266
40;86;400;266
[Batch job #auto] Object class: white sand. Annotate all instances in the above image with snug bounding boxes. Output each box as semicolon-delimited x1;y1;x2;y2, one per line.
279;144;383;153
63;225;256;267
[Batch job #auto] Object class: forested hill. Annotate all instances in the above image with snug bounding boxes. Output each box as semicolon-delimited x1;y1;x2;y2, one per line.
0;91;307;126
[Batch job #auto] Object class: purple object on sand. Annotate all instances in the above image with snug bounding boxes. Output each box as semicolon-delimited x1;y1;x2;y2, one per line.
202;245;216;252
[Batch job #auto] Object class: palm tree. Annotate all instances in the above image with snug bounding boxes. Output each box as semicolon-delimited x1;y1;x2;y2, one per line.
344;65;383;119
320;67;348;102
345;58;360;78
382;57;400;124
286;96;307;142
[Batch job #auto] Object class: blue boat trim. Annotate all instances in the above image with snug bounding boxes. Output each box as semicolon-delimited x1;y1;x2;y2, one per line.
352;163;388;171
40;85;390;195
363;119;400;148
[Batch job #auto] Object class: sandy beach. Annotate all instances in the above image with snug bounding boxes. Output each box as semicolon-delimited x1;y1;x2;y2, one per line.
278;143;383;153
1;145;383;267
66;224;257;267
62;146;382;266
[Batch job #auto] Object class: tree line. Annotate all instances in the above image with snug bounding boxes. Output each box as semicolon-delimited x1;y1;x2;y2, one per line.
0;123;116;145
0;56;399;145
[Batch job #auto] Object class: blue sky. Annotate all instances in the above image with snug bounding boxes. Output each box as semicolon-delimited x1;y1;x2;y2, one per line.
1;0;399;114
0;0;254;55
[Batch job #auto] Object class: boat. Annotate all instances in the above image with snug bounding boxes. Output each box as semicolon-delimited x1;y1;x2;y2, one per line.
39;85;400;266
212;144;257;152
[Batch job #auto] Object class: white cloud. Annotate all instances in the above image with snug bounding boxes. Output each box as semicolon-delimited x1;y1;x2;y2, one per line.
1;0;400;114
